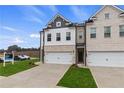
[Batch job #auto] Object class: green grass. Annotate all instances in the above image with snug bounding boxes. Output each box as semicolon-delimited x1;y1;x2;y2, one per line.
57;65;97;88
0;59;39;76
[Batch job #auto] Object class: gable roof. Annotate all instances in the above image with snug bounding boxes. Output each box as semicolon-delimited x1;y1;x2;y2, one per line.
48;13;72;25
90;5;124;19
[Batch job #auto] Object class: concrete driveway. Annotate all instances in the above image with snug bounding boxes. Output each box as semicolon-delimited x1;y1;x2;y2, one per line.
90;67;124;88
0;64;70;88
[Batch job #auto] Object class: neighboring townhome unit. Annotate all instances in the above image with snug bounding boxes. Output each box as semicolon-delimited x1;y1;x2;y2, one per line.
86;5;124;67
40;14;86;65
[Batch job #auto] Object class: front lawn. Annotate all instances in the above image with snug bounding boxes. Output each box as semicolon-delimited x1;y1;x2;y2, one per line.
0;59;39;76
57;65;97;88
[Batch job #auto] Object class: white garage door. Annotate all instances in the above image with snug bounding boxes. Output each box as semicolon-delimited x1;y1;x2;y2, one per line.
44;52;74;64
87;52;124;67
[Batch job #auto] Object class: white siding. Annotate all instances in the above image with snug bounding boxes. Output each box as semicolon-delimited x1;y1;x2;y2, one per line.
44;27;76;46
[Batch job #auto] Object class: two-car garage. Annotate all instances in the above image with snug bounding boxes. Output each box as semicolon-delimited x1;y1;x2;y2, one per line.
44;52;74;64
87;52;124;67
44;51;124;67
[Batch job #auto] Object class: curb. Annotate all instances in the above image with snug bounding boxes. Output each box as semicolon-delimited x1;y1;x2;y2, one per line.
56;65;70;87
89;67;99;88
0;76;6;79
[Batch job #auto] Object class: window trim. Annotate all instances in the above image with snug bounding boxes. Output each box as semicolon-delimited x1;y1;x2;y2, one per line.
56;21;61;27
47;33;51;42
56;33;61;41
66;32;71;40
90;27;96;38
105;13;110;19
104;26;111;38
119;25;124;37
79;31;83;39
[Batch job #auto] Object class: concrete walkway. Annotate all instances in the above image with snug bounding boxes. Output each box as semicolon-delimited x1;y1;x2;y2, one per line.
0;64;70;88
90;67;124;88
0;76;6;79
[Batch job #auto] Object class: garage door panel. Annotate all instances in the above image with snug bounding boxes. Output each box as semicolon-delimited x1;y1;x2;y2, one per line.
45;52;73;64
87;52;124;67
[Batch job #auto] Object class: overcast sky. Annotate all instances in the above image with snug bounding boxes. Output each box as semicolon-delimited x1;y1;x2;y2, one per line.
0;5;124;49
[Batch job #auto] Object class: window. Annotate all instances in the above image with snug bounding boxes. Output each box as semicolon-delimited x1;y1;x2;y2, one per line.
66;32;71;40
47;33;51;41
104;26;111;38
79;35;82;39
56;33;61;41
120;25;124;37
90;28;96;38
105;13;110;19
79;31;83;39
56;22;61;27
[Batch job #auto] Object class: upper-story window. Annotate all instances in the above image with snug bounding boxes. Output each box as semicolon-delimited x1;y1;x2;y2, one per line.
56;33;61;41
119;25;124;37
90;27;96;38
79;31;83;39
66;32;71;40
105;13;110;19
47;33;51;42
79;35;82;39
56;21;61;27
104;26;111;38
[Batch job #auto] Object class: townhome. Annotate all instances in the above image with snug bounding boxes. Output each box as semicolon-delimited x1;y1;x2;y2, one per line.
40;14;86;65
40;5;124;67
86;5;124;67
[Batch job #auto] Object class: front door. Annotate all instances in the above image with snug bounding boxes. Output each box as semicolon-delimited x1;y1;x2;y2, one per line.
78;48;84;64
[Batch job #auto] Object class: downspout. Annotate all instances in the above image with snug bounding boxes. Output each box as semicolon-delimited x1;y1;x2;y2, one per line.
84;22;87;66
42;29;45;64
75;25;78;65
39;31;41;62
